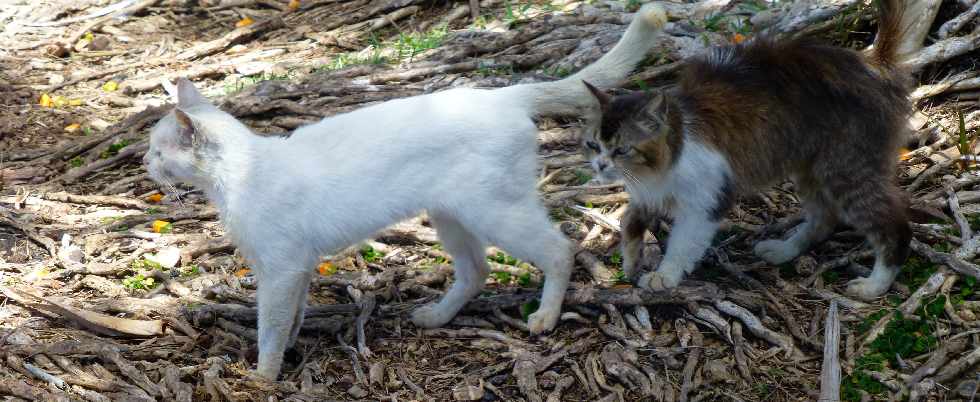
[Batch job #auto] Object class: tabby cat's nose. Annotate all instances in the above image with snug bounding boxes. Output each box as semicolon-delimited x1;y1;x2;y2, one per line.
597;161;609;171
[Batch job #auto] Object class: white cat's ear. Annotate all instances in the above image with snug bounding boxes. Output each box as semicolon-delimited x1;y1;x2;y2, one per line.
176;78;205;109
174;109;198;147
161;79;179;100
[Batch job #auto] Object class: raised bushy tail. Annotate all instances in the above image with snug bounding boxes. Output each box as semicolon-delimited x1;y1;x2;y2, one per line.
504;3;668;117
869;0;905;68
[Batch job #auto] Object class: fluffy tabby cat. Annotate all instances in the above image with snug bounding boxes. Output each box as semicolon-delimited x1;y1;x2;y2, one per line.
582;0;910;300
144;4;667;379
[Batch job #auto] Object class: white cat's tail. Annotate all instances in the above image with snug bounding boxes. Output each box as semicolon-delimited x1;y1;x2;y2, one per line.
504;3;668;117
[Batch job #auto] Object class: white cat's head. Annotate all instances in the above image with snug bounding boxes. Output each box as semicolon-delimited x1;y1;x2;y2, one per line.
144;78;250;189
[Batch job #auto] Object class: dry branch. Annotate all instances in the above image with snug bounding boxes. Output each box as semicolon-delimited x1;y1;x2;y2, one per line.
818;300;841;402
176;17;285;61
464;282;722;312
0;286;165;337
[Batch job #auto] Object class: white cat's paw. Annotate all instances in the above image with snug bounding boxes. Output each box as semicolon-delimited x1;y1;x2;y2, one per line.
639;270;682;291
753;239;800;265
410;304;452;328
845;277;889;300
527;309;559;335
248;368;279;382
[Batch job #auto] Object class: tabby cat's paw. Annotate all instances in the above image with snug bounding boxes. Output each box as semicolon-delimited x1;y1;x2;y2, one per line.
845;277;889;300
639;270;682;291
753;239;799;265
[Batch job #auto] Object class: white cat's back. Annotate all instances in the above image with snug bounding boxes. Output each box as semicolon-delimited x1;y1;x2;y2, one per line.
230;88;539;258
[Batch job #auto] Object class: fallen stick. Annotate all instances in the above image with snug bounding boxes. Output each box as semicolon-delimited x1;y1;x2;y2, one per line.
904;28;980;72
937;1;980;39
715;300;801;359
22;0;139;27
56;142;149;184
39;191;149;210
934;345;980;384
176;16;285;61
818;300;841;402
24;362;67;390
0;286;164;337
464;282;723;312
910;239;980;280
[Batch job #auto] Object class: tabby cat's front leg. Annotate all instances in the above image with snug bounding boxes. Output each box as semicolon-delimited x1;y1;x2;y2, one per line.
620;204;652;282
640;208;719;290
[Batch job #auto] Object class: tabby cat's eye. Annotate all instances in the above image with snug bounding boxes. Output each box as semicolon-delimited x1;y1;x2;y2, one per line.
585;141;600;151
612;146;630;157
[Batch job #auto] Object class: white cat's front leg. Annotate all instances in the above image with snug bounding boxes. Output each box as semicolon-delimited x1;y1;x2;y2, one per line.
640;209;719;291
255;269;312;380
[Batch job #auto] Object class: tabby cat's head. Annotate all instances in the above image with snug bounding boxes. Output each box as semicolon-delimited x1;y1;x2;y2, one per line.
581;81;682;184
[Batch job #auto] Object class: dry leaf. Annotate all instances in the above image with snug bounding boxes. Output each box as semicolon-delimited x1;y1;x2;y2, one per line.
151;220;172;233
64;123;81;133
318;261;337;276
236;17;254;27
39;93;53;107
102;81;119;92
146;194;163;203
234;268;251;277
288;0;301;9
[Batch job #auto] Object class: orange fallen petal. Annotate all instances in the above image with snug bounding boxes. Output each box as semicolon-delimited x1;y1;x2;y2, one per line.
146;194;163;203
899;147;912;161
732;33;746;44
288;0;300;10
236;17;254;27
151;220;172;233
64;123;81;132
317;261;337;276
235;268;252;277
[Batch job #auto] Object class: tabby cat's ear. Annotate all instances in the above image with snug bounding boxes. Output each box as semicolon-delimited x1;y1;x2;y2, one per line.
583;81;611;110
645;91;668;118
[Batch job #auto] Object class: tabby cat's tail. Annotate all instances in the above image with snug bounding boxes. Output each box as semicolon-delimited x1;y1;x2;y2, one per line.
869;0;905;69
506;3;668;117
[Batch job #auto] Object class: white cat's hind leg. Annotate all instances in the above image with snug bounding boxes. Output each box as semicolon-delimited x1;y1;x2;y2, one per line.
464;203;573;334
411;214;489;328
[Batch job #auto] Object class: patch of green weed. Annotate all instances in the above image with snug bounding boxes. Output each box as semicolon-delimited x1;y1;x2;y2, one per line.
360;245;385;263
68;157;84;168
488;251;520;266
122;273;157;290
100;139;133;159
520;299;540;321
898;256;938;291
574;169;592;185
223;70;294;95
844;311;938;401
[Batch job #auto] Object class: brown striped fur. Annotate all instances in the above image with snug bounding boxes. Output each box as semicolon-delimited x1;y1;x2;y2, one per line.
583;0;913;298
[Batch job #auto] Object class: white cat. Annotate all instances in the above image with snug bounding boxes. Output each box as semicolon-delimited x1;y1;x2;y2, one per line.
145;4;666;380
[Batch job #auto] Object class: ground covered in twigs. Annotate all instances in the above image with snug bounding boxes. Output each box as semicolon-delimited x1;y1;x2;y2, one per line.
1;0;979;401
